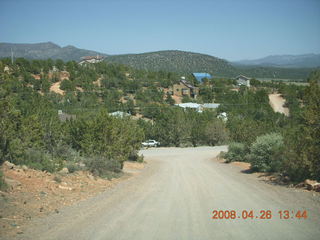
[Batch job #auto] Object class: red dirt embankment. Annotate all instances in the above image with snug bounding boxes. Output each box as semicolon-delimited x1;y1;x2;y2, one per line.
0;161;144;237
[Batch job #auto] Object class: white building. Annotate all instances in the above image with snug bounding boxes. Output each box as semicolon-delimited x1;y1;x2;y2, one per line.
175;103;202;112
79;56;104;65
235;75;251;87
175;102;220;113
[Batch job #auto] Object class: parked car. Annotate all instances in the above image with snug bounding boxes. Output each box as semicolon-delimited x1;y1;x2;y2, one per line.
142;140;160;148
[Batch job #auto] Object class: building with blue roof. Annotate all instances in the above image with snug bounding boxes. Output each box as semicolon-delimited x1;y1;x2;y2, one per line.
192;73;212;83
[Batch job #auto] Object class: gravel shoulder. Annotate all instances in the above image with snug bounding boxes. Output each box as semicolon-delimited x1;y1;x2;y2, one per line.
4;147;320;240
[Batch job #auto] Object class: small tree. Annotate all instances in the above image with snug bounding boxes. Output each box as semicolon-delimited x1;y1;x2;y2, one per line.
60;79;75;91
249;133;284;172
225;142;246;163
204;120;228;146
165;92;175;105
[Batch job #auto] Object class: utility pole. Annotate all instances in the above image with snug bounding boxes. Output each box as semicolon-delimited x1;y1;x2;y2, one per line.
11;48;14;64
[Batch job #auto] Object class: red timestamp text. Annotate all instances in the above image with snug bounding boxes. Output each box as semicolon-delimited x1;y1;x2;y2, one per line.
211;210;308;220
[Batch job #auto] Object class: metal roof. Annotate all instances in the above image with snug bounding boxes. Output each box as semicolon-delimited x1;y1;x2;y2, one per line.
192;73;212;82
175;103;201;109
202;103;220;109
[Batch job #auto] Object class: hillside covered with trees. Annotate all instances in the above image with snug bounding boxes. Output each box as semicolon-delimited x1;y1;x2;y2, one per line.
0;42;108;62
0;57;319;189
106;50;313;79
223;71;320;182
0;42;313;80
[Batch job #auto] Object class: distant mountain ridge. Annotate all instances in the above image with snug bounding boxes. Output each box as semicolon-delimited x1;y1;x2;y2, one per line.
0;42;315;79
233;54;320;68
0;42;108;61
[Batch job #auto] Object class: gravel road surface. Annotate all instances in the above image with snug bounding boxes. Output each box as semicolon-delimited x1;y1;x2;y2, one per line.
7;147;320;240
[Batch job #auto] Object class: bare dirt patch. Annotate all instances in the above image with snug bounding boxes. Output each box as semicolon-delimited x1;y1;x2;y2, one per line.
172;95;182;104
50;81;65;95
0;161;144;238
268;93;289;116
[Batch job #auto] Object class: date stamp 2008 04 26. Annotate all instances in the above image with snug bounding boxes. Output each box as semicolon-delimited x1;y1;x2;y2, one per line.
211;210;308;220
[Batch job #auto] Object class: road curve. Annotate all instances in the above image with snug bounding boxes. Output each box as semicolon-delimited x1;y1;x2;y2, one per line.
10;147;320;240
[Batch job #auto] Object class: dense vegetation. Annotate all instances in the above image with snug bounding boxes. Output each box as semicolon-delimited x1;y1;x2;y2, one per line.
0;58;227;185
0;42;312;79
224;71;320;182
0;59;149;182
106;50;234;76
0;57;319;187
106;50;312;79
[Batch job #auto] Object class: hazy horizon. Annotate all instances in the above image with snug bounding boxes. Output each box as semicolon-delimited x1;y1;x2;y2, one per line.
2;40;320;62
1;0;320;61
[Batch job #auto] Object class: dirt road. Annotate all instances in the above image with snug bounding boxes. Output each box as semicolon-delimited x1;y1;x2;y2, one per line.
7;147;320;240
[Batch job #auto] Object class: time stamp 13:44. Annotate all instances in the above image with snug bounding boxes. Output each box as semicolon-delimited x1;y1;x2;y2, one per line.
212;210;308;220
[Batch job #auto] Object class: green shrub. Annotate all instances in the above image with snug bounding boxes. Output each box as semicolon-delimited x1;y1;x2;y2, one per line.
86;155;122;177
225;142;246;163
136;154;144;163
204;120;229;146
23;148;63;173
66;162;79;173
248;133;284;172
128;152;144;163
60;79;75;91
217;151;226;160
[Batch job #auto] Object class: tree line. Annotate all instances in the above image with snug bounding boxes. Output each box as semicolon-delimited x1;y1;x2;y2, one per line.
224;70;320;182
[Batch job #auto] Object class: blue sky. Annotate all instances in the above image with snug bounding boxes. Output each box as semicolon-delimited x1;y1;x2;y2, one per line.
0;0;319;60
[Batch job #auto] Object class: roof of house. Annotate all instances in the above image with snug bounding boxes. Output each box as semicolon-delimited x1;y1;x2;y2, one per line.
192;73;212;82
180;80;196;89
235;75;251;80
202;103;220;109
175;102;201;109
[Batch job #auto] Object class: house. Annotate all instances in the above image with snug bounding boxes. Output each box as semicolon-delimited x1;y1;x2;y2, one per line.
192;73;212;83
235;75;251;87
175;102;220;113
172;80;199;99
79;55;104;65
175;103;202;113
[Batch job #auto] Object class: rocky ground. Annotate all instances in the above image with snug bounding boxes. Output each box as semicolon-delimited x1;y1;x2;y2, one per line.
0;161;144;238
